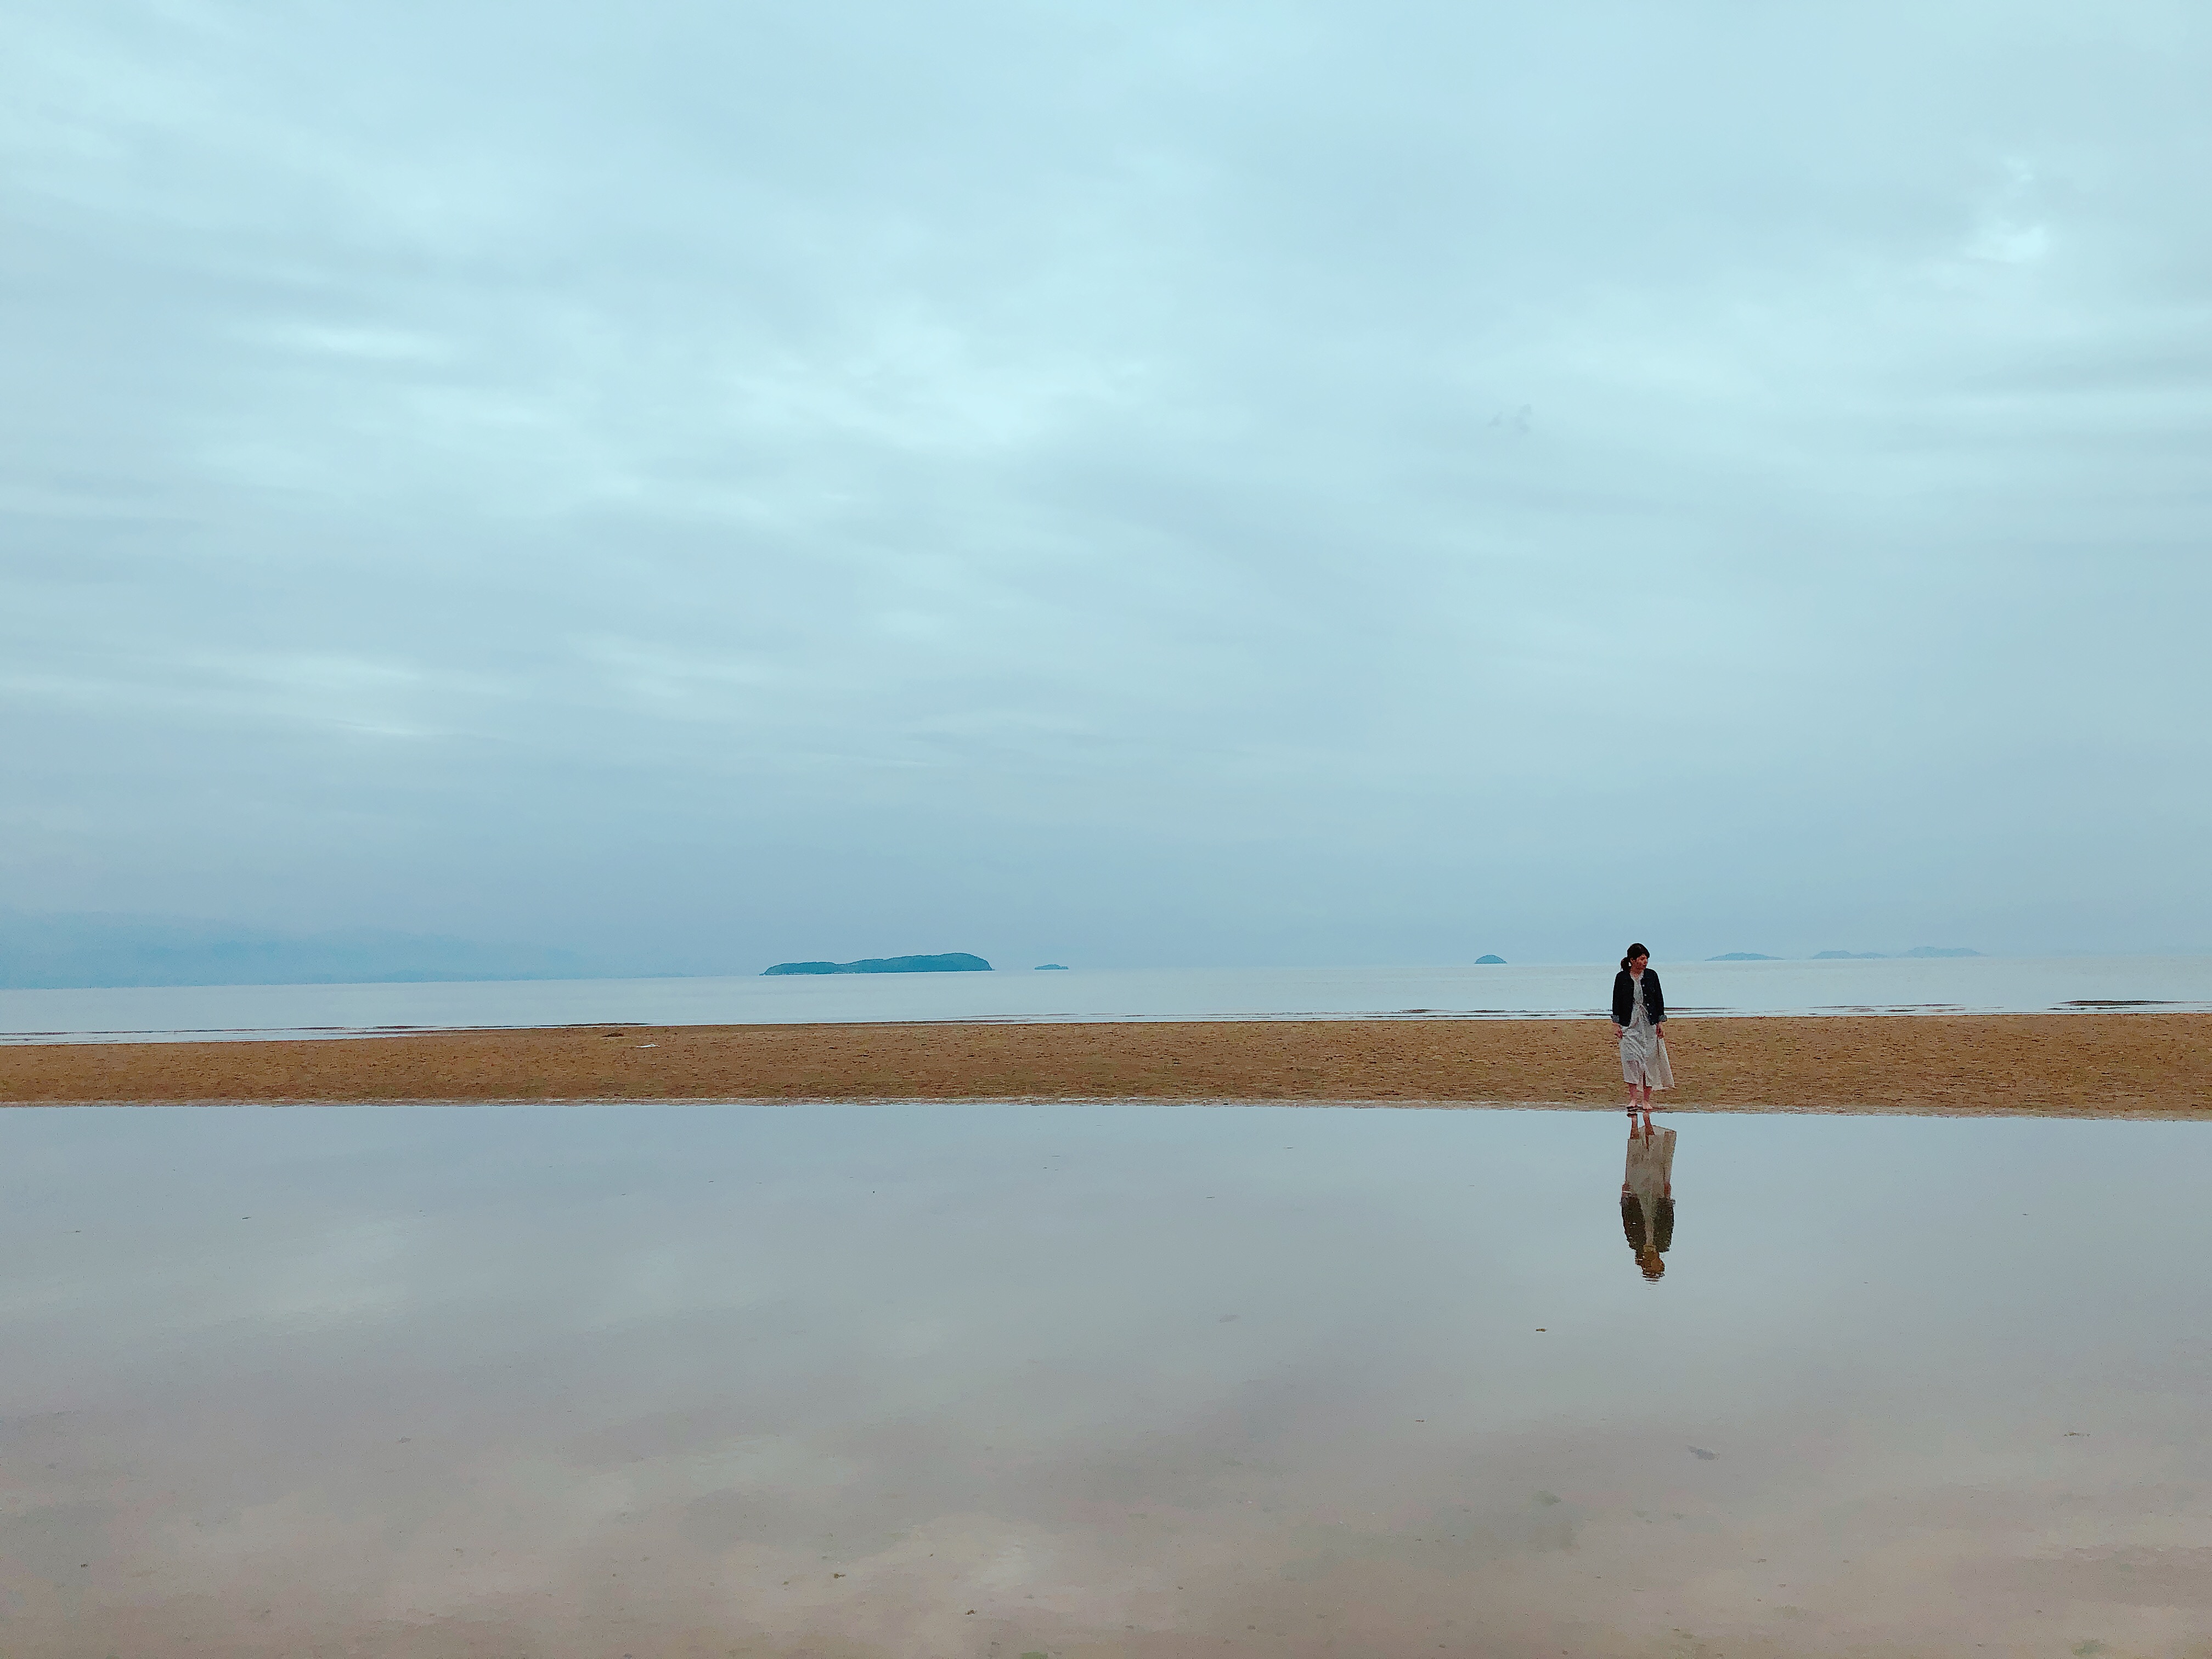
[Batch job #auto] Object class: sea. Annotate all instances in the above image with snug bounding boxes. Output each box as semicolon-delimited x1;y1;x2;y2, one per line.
3;953;2207;1043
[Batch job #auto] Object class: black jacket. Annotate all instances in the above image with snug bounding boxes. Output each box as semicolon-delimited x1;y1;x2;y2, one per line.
1611;968;1665;1028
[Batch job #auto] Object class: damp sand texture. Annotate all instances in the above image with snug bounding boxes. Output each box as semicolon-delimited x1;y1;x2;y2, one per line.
3;1012;2208;1113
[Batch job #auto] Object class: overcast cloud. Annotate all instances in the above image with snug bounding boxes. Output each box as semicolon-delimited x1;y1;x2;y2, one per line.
4;0;2209;972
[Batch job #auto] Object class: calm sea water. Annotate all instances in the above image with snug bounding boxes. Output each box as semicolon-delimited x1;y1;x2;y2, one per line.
2;955;2209;1043
2;1104;2204;1657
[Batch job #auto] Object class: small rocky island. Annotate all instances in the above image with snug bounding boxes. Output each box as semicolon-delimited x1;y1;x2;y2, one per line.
763;952;992;976
1034;963;1069;970
1475;954;1506;964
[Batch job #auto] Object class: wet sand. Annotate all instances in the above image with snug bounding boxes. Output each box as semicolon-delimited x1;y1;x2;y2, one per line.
3;1011;2208;1111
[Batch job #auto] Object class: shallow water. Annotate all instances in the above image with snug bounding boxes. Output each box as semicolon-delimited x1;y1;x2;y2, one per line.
2;1104;2205;1657
5;953;2210;1042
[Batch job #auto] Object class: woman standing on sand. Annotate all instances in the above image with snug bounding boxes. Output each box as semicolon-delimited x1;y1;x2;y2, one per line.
1611;943;1673;1126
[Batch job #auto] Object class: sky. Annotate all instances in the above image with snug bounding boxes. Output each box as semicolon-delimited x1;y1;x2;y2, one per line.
5;0;2210;975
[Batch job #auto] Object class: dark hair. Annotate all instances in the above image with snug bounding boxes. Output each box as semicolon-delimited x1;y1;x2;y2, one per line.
1620;943;1649;971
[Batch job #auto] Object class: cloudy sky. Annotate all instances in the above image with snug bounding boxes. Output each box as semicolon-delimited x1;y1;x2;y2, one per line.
5;0;2208;972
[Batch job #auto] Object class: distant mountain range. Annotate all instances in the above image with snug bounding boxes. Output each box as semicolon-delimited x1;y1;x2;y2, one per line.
0;909;598;989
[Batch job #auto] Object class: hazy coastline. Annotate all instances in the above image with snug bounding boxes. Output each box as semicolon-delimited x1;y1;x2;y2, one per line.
7;955;2211;1046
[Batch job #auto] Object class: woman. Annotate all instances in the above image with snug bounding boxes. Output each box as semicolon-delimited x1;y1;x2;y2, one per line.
1610;943;1674;1127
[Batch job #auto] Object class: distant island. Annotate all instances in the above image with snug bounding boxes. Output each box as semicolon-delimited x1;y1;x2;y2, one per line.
1475;954;1506;964
1708;952;1778;961
763;952;992;976
1034;963;1069;970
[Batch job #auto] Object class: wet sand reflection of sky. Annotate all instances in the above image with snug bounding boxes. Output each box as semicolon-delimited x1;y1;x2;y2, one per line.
2;1105;2207;1656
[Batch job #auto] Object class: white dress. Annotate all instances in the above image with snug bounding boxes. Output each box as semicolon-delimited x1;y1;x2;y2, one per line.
1619;973;1675;1090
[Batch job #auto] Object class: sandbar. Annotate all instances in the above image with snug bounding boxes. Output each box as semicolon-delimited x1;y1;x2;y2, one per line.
4;1012;2207;1114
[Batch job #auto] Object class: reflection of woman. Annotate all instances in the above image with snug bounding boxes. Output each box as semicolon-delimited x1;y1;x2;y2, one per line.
1610;944;1674;1127
1621;1121;1675;1280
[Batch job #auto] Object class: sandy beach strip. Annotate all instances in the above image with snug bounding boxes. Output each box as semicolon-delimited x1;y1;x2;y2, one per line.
3;1012;2207;1114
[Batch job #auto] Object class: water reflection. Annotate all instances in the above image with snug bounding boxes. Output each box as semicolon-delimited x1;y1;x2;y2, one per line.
1621;1120;1676;1279
2;1105;2207;1658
